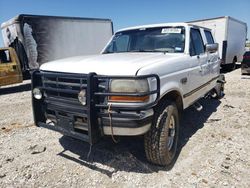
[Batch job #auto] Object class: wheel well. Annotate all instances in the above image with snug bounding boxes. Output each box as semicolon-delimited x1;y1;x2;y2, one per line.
159;91;183;112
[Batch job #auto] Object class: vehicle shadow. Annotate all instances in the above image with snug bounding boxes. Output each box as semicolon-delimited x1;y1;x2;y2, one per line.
241;76;250;79
58;98;221;176
220;63;240;74
0;83;31;95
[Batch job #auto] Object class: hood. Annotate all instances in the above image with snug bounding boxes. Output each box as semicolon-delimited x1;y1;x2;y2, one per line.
40;53;181;75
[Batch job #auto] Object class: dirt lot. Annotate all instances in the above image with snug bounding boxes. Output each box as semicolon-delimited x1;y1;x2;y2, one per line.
0;68;250;187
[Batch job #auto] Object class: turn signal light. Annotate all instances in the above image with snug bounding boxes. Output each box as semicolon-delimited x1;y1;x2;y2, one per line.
109;95;149;103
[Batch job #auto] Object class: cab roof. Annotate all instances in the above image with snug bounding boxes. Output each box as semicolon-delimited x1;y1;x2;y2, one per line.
116;23;190;33
116;22;211;33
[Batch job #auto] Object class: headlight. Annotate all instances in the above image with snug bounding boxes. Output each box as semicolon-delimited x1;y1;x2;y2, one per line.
109;79;149;102
33;88;42;100
78;89;86;105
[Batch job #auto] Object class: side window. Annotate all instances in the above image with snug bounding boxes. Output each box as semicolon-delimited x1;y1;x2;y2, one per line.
189;39;196;56
0;50;11;64
204;30;214;44
190;28;205;56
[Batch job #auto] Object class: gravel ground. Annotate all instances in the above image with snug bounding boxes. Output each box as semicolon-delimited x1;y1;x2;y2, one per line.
0;68;249;187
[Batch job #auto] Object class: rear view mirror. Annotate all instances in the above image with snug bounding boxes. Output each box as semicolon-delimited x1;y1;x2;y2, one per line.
205;43;218;53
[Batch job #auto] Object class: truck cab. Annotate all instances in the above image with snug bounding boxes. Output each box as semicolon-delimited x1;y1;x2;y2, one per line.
0;47;22;87
32;23;224;167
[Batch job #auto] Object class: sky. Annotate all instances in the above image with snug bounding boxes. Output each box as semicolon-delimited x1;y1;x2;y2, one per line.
0;0;249;46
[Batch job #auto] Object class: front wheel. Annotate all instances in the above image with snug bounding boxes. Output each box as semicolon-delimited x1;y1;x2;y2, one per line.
144;100;179;167
213;74;225;99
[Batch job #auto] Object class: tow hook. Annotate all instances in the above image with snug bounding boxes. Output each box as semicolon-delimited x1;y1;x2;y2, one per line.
211;91;217;98
217;79;226;84
193;102;203;111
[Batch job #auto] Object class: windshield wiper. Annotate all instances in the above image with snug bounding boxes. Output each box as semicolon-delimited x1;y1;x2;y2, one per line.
128;49;170;53
104;50;140;54
129;49;154;52
103;51;114;54
104;49;171;54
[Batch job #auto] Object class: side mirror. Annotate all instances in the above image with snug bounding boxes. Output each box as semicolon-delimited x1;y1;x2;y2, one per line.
205;43;218;53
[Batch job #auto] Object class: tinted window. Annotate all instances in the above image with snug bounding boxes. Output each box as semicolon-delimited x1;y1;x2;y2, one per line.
106;34;130;52
190;28;204;55
114;35;130;52
0;50;11;63
204;30;214;44
189;39;196;56
244;51;250;56
104;27;185;54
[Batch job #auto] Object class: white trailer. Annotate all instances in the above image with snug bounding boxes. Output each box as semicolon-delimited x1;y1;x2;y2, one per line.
189;16;247;69
1;14;113;73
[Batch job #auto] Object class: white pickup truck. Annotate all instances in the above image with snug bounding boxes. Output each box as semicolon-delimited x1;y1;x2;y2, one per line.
32;23;225;167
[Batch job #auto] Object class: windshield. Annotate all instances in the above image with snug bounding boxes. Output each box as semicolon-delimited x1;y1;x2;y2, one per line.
103;26;185;54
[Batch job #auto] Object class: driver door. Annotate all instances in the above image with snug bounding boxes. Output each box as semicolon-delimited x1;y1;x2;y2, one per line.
186;28;210;103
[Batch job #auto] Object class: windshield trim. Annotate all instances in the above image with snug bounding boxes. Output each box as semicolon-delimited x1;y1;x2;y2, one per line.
103;26;186;54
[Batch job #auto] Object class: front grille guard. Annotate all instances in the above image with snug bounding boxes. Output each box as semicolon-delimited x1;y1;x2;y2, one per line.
32;70;160;144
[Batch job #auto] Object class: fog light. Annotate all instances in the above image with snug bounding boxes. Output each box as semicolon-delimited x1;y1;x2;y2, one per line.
78;89;86;105
33;88;42;100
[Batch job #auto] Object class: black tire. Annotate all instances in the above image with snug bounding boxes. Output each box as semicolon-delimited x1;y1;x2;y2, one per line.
144;100;179;167
229;58;237;71
214;74;225;99
216;84;224;99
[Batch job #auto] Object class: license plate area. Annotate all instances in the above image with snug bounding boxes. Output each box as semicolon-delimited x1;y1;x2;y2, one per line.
57;114;74;131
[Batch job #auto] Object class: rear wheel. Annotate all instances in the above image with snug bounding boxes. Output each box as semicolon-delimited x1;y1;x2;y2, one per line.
213;74;225;99
229;57;237;71
144;100;179;167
